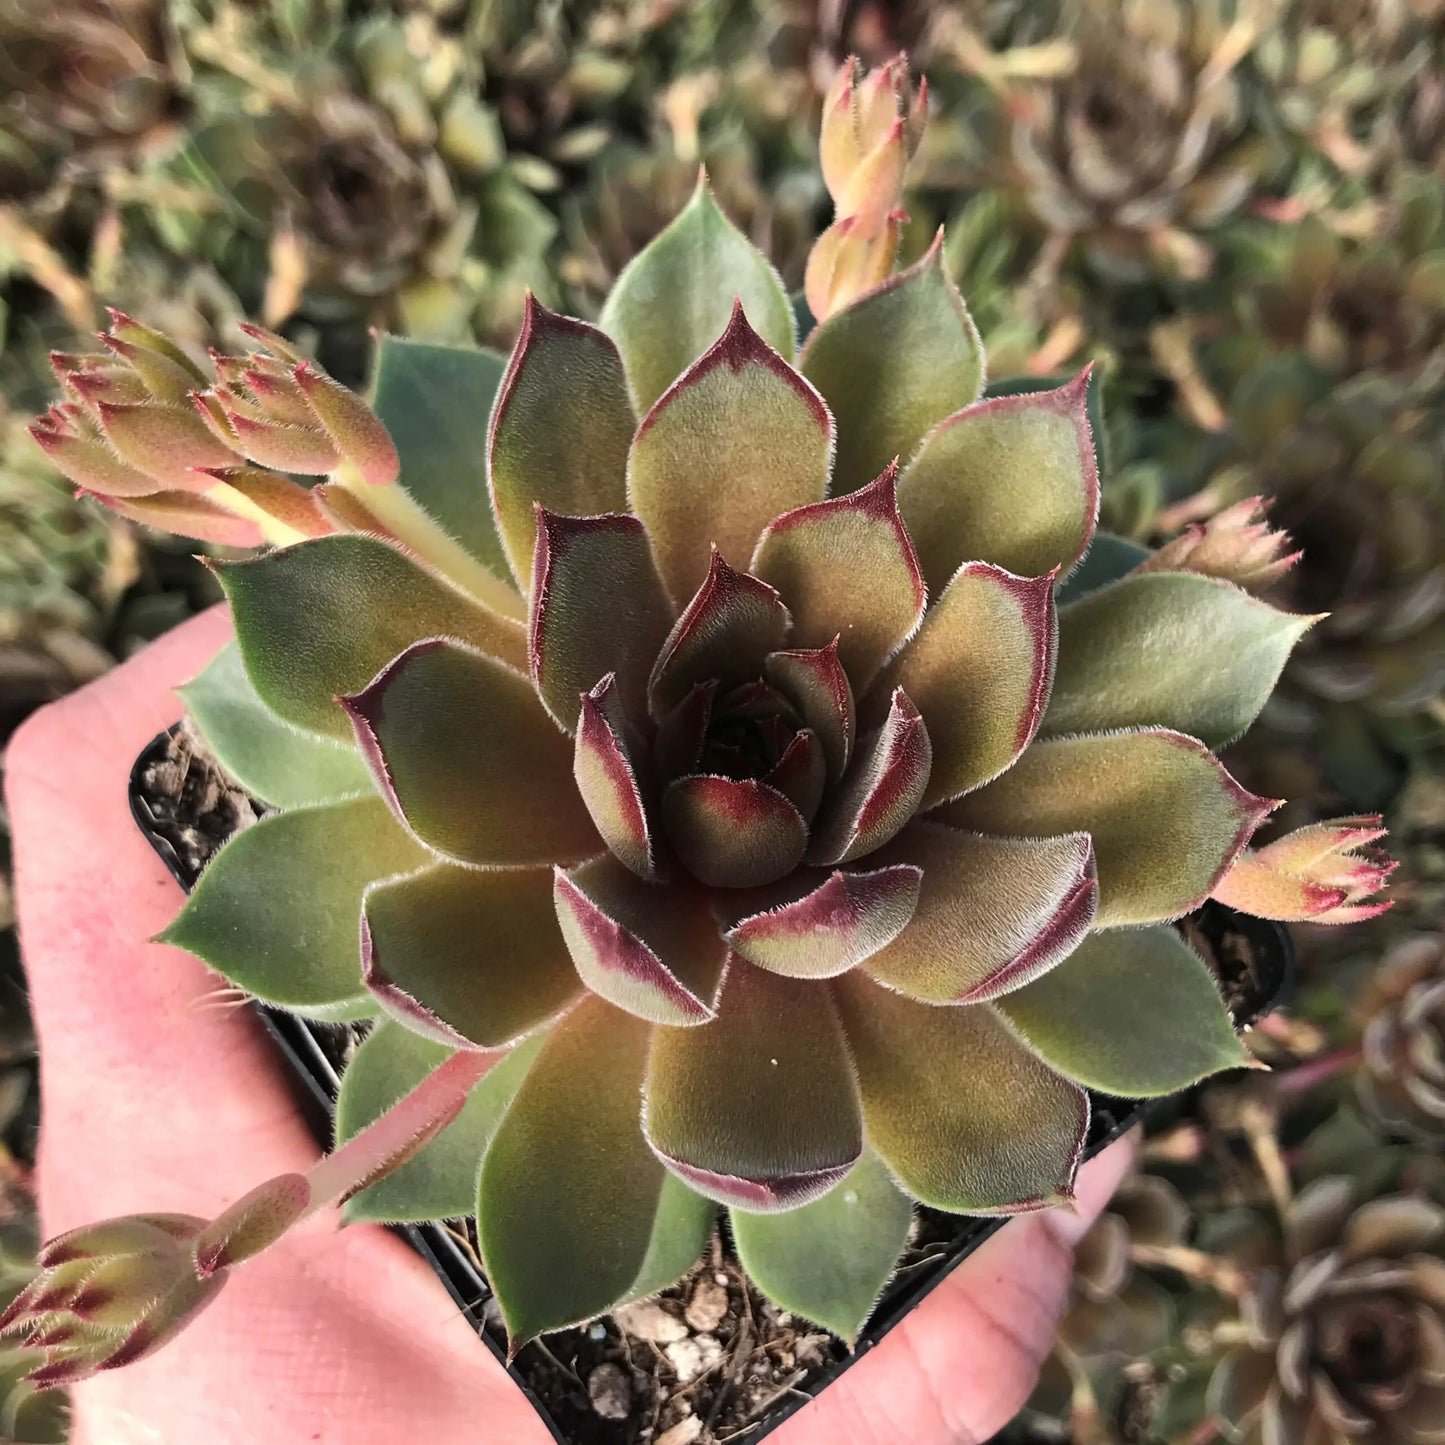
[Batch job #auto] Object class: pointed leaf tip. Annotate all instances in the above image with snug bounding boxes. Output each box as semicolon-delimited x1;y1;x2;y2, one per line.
899;367;1100;590
600;178;794;412
874;560;1057;808
489;301;634;590
97;398;241;487
806;688;932;866
574;675;657;880
1047;573;1315;747
753;462;925;691
801;235;982;497
943;729;1276;927
723;864;923;978
552;857;725;1027
161;795;426;1019
629;303;832;606
529;509;673;732
341;637;597;867
648;547;790;715
292;362;400;486
999;927;1251;1097
763;638;856;779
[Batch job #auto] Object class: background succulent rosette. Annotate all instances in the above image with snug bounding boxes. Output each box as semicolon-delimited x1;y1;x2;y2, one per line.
52;174;1323;1349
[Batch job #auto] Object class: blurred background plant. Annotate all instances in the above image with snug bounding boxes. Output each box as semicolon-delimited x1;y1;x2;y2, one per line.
2;1;1444;1440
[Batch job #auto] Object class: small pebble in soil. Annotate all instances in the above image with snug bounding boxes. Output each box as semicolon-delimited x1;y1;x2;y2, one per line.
656;1416;703;1445
614;1299;688;1344
664;1334;723;1383
684;1279;729;1334
586;1363;632;1422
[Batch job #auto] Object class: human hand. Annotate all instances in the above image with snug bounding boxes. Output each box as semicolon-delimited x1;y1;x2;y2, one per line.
5;610;1135;1445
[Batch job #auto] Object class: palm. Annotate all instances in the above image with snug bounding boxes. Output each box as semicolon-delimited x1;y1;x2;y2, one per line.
6;611;1131;1445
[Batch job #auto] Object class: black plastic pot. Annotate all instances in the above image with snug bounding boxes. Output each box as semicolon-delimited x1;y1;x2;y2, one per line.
129;725;1294;1444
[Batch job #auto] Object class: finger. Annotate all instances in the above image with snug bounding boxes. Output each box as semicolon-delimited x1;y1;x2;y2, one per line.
775;1133;1139;1445
6;613;549;1444
4;605;312;1208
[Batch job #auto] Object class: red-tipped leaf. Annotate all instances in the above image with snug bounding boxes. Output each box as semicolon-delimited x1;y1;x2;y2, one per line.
342;638;598;867
574;675;658;880
723;865;922;978
763;638;855;779
648;548;791;715
529;510;674;732
659;774;809;888
553;856;727;1026
628;300;832;606
646;960;863;1211
752;463;926;691
870;562;1057;807
806;688;931;866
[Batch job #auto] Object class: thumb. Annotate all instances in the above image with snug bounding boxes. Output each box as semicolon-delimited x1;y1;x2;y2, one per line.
775;1132;1138;1445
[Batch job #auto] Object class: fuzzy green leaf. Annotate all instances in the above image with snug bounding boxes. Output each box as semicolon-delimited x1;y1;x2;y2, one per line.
531;512;675;732
488;300;635;591
1044;573;1316;747
628;302;831;607
369;335;512;581
553;856;727;1027
722;865;922;979
659;775;808;889
221;535;526;739
871;562;1056;807
752;466;925;691
863;823;1096;1003
600;177;794;413
622;1173;718;1305
834;972;1088;1214
984;365;1109;483
363;864;581;1048
645;960;862;1211
574;676;657;879
160;797;428;1019
941;730;1274;927
731;1149;911;1345
800;237;983;496
477;1000;713;1342
343;639;598;867
997;928;1249;1097
179;642;369;808
806;689;931;867
898;372;1099;593
338;1022;543;1224
648;550;790;716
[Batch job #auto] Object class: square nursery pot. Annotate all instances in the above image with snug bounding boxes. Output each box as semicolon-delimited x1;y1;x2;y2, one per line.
129;723;1293;1445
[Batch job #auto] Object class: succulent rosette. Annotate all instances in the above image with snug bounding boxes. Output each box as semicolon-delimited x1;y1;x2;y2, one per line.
1208;1176;1445;1444
40;159;1325;1347
956;0;1271;281
1358;933;1445;1145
